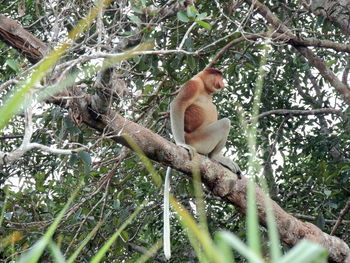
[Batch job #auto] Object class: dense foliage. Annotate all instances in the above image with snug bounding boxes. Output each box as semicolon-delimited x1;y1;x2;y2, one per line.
0;0;349;262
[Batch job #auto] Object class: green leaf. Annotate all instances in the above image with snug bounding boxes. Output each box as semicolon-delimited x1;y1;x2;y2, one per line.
113;199;121;209
78;151;91;174
6;59;20;73
187;56;196;70
195;20;211;30
177;11;189;22
196;12;207;20
120;31;133;36
187;5;198;17
316;214;325;230
131;6;143;14
129;15;142;24
325;59;336;67
184;37;193;50
324;189;331;197
69;154;78;166
121;230;129;241
78;151;91;166
280;240;327;263
217;231;264;263
245;62;255;70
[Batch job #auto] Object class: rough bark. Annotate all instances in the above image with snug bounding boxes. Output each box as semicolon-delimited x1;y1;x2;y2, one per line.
0;14;349;263
0;15;49;63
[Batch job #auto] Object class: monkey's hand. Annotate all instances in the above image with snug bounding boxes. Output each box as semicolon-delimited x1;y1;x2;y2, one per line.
176;143;196;160
211;155;242;179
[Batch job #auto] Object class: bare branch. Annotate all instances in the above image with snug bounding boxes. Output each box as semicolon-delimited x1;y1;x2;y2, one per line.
331;200;350;236
0;103;84;166
208;31;350;68
293;213;350;225
244;0;350;106
256;108;346;120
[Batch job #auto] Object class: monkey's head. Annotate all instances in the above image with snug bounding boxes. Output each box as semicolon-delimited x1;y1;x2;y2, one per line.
200;68;225;93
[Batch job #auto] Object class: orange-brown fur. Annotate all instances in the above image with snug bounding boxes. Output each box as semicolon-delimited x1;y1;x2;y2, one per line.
170;67;241;166
172;68;223;148
184;104;204;133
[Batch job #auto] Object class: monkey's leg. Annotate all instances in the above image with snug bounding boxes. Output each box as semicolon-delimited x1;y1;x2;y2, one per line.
186;118;230;154
186;118;241;177
210;154;241;178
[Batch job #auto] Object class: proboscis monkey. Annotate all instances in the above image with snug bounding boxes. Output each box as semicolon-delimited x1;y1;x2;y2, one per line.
163;68;242;259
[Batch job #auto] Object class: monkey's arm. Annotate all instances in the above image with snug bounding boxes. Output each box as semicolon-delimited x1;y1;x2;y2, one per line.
169;81;199;157
169;100;186;144
170;100;196;157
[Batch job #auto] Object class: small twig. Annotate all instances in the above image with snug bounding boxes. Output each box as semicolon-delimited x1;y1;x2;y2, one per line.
0;135;23;140
178;22;196;50
293;213;350;224
256;108;345;120
342;57;350;88
330;200;350;235
64;194;106;256
128;241;165;262
265;116;288;166
0;100;86;166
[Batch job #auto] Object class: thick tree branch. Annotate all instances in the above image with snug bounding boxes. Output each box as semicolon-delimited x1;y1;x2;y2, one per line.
0;15;49;63
37;79;350;263
73;96;350;263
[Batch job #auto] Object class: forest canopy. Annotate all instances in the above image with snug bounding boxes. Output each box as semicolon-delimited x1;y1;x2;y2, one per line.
0;0;349;262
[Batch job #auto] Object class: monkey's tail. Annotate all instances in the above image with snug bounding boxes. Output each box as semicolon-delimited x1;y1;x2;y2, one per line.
163;166;171;260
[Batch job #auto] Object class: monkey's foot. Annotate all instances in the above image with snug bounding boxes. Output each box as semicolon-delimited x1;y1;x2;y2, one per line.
211;155;242;179
176;143;197;160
